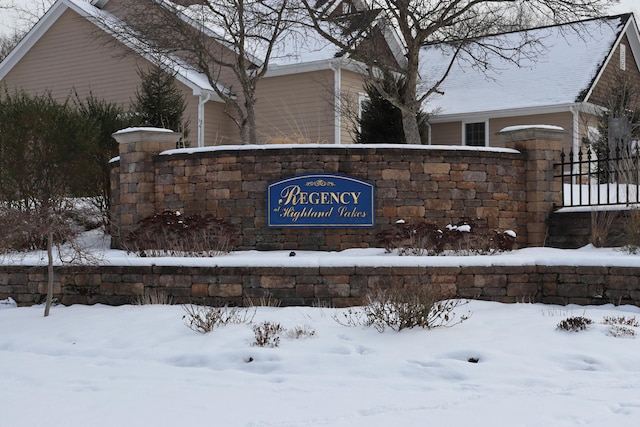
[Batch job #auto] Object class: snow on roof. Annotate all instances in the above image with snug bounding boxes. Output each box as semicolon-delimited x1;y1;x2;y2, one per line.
421;15;628;117
66;0;227;99
169;0;342;68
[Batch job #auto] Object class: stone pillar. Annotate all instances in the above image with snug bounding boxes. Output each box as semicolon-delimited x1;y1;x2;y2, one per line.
498;126;563;247
111;128;182;246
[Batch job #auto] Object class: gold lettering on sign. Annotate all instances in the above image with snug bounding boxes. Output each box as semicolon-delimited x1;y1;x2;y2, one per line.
278;185;362;207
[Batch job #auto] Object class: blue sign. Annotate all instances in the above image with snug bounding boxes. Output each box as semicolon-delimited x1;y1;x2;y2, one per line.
267;174;375;228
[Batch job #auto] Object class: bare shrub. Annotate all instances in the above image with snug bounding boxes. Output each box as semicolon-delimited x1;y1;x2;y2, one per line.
602;315;638;338
602;315;639;327
334;285;470;332
607;325;636;338
590;209;617;248
556;316;593;332
0;205;77;253
182;304;255;334
122;210;237;257
252;321;285;347
376;218;516;256
133;289;174;305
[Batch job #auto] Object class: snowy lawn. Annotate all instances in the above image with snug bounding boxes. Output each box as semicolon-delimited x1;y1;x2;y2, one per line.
3;232;640;426
1;298;640;426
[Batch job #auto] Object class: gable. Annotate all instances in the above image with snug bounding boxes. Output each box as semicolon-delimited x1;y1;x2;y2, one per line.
0;0;225;101
583;20;640;109
0;7;148;104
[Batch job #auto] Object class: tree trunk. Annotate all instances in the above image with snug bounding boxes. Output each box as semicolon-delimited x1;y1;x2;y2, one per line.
401;109;421;144
245;95;258;145
44;230;53;317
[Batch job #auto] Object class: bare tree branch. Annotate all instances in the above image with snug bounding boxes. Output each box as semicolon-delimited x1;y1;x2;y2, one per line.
303;0;613;144
96;0;302;145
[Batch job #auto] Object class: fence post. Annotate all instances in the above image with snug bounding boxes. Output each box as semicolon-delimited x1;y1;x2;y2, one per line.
498;126;563;246
110;128;182;247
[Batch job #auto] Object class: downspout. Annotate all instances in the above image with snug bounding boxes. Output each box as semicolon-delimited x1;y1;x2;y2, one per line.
198;93;212;147
427;122;432;145
331;61;341;145
570;104;580;176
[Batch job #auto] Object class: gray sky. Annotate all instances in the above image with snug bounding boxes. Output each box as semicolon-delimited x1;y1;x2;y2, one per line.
1;0;639;37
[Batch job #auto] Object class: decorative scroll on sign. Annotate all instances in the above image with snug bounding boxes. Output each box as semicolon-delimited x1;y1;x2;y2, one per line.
267;174;375;228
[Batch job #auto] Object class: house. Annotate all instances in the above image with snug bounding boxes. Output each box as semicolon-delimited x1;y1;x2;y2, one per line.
0;0;375;147
422;14;640;154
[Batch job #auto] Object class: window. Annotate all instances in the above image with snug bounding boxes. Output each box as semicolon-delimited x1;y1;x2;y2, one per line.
620;44;627;71
358;93;370;121
464;122;487;146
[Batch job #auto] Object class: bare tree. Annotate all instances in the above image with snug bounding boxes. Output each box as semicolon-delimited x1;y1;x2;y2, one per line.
0;0;54;31
100;0;301;145
302;0;614;144
0;0;54;61
0;30;24;61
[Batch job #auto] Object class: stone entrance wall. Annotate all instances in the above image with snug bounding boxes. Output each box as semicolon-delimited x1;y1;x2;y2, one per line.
110;127;563;251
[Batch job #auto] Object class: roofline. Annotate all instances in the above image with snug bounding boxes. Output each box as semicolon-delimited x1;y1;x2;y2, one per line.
423;13;634;48
0;0;66;79
0;0;225;102
427;102;603;123
264;56;366;77
157;0;264;68
581;14;639;102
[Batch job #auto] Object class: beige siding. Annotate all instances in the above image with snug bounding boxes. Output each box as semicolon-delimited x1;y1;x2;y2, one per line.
339;69;366;144
0;8;236;145
490;112;574;150
203;101;240;145
255;70;336;144
431;112;575;150
3;9;145;108
430;121;462;145
588;34;640;109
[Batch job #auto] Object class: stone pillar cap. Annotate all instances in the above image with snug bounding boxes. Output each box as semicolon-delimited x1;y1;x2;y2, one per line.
112;127;182;144
496;125;565;142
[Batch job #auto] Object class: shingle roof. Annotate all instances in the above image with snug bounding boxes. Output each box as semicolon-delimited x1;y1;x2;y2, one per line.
421;15;632;118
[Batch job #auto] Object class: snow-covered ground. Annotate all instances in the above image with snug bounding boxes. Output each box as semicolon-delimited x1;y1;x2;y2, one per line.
1;298;639;426
2;231;640;426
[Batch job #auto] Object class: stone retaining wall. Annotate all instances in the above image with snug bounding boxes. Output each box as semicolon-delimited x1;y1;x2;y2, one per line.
3;264;638;307
547;210;630;249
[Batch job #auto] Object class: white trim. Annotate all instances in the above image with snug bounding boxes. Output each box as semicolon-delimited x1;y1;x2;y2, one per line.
197;93;212;147
582;16;633;102
570;105;580;174
265;56;365;78
0;0;67;79
0;0;226;103
332;61;342;145
462;120;489;147
90;0;108;7
428;102;604;124
626;16;640;73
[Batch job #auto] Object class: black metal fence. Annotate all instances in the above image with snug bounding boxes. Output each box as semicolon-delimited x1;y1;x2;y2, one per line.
556;143;640;207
